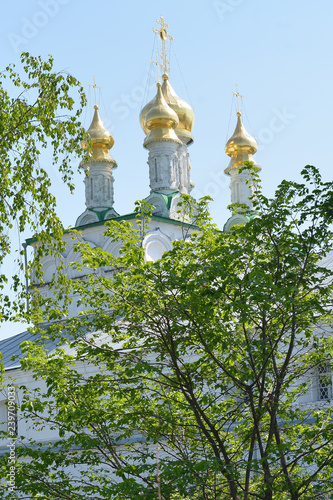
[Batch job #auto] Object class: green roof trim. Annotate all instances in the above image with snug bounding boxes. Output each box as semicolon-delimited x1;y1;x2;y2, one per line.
154;191;179;210
90;208;113;222
25;213;196;245
246;212;258;221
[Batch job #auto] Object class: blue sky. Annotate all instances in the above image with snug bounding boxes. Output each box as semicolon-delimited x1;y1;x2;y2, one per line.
0;0;332;338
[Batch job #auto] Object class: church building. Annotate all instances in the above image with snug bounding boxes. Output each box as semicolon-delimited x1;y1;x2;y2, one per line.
0;16;332;499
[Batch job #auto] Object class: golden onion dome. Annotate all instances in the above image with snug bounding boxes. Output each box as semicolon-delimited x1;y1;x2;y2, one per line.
140;74;194;145
143;83;181;147
225;112;257;157
140;94;155;133
224;112;260;175
161;74;194;144
82;105;115;161
145;82;179;129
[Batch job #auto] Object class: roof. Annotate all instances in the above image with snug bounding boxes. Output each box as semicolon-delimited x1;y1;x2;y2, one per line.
25;212;197;245
0;329;59;370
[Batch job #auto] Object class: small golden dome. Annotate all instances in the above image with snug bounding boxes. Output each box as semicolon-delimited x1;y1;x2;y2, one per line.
225;112;260;174
140;74;194;145
82;105;115;161
225;112;257;157
143;83;181;147
140;99;154;132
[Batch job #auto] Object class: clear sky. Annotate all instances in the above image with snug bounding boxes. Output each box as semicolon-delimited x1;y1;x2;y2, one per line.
0;0;332;338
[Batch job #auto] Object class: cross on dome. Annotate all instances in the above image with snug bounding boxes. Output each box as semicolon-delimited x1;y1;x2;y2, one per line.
153;15;174;75
141;17;195;146
232;84;244;113
87;76;103;106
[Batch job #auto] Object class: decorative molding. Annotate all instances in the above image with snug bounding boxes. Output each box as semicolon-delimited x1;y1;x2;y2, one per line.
223;213;248;233
75;210;100;227
143;229;172;262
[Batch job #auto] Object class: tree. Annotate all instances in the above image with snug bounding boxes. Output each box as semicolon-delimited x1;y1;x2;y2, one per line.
0;51;86;320
2;165;333;499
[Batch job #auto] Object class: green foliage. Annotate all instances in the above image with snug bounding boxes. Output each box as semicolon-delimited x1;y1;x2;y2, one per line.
2;165;333;499
0;52;87;320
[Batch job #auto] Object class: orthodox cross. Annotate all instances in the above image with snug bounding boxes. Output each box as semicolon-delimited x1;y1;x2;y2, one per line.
87;76;102;106
153;15;174;74
232;84;243;113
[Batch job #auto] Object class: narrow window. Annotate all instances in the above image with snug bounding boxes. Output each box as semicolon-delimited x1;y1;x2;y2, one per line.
236;182;241;204
318;364;332;400
154;159;158;183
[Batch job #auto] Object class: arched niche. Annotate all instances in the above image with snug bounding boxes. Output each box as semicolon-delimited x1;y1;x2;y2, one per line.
143;230;172;262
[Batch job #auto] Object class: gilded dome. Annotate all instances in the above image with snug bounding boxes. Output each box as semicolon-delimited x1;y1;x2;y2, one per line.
225;112;260;174
81;105;115;161
145;83;179;129
140;74;194;144
143;83;181;147
225;112;257;157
